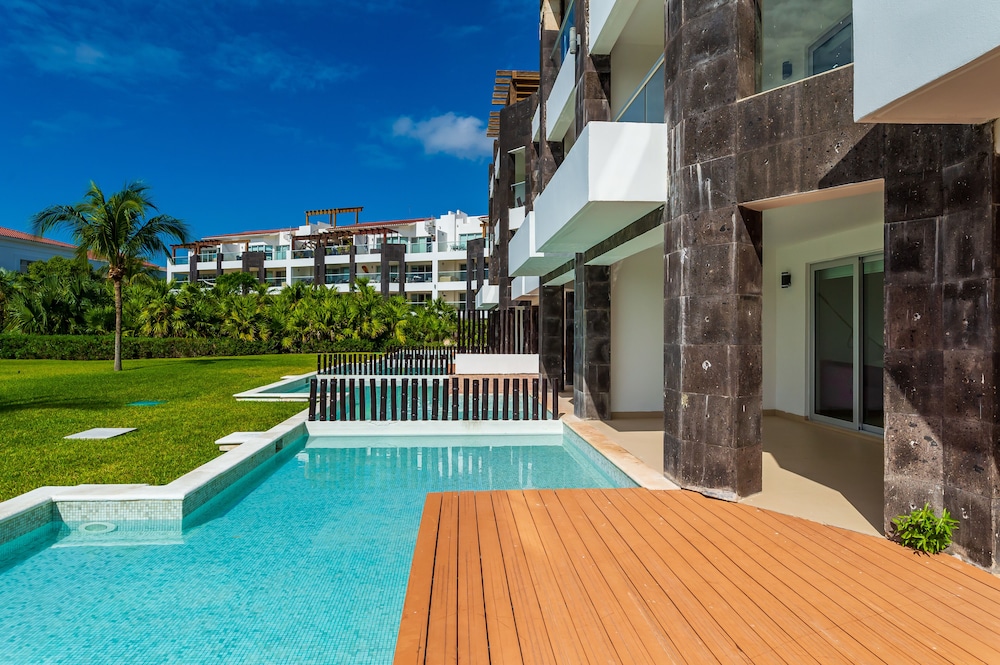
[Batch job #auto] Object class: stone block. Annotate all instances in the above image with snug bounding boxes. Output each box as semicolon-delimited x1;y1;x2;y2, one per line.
682;105;736;166
884;218;939;285
942;416;993;498
682;53;738;117
884;283;942;350
681;3;737;69
735;444;763;496
945;486;993;569
943;153;993;215
940;209;992;281
680;344;730;395
885;172;944;223
884;475;942;534
681;243;734;297
884;411;943;483
941;279;996;350
942;350;994;421
884;349;943;417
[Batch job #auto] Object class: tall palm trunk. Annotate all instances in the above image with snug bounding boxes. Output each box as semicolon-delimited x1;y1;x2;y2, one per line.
113;278;123;372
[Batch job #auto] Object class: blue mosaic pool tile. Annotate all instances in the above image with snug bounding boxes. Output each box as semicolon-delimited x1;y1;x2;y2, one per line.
0;433;629;664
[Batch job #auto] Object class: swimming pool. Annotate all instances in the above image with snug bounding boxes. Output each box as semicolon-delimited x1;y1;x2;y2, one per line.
0;431;634;664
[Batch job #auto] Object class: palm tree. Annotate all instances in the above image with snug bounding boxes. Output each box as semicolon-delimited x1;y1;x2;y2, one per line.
31;181;189;370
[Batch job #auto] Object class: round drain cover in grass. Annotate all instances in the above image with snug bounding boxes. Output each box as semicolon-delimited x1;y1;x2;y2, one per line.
127;400;165;407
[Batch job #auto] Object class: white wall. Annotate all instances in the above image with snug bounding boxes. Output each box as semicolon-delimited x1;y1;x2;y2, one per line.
762;194;883;416
854;0;1000;122
0;237;78;272
611;245;664;413
609;42;663;118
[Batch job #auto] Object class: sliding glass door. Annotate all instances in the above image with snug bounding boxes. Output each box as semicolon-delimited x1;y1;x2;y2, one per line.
812;255;883;432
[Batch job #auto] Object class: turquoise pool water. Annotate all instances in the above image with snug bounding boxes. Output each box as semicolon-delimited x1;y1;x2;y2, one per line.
0;432;632;664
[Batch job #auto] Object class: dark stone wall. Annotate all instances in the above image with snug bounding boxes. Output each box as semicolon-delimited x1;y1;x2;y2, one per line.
573;256;611;419
663;0;762;499
732;60;1000;567
242;251;266;283
380;244;405;299
495;96;537;310
539;285;565;390
465;238;486;311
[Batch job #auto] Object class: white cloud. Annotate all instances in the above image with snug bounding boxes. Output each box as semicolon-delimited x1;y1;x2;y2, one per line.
392;113;493;160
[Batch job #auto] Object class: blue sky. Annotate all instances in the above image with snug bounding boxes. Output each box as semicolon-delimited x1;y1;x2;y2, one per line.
0;0;537;246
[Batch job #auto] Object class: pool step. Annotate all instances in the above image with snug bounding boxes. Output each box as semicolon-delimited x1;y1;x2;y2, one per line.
215;432;263;451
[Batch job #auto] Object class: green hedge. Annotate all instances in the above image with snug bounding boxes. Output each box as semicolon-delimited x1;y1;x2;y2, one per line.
0;334;379;360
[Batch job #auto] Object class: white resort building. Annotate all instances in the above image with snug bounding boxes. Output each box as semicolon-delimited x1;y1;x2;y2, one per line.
166;208;490;307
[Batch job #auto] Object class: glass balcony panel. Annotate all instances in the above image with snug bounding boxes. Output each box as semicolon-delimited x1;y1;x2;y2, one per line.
264;276;285;287
173;256;190;265
291;275;314;284
325;273;350;284
511;181;527;208
759;1;852;92
292;249;314;259
405;271;432;283
615;58;665;123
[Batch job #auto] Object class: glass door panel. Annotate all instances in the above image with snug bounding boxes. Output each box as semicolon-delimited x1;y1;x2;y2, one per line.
814;263;856;423
861;258;884;429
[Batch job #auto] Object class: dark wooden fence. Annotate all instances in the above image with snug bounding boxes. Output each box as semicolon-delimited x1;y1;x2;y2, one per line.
456;308;538;354
317;348;455;376
307;376;559;422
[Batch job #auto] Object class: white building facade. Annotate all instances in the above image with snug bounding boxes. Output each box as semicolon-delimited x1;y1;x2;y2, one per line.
166;211;488;307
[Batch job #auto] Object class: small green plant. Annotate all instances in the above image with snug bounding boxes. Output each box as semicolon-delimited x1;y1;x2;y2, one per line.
892;503;959;554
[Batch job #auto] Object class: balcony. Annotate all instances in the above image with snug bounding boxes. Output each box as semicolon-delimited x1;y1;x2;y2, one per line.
292;249;314;260
614;57;664;124
511;276;540;301
533;121;666;254
265;276;285;287
509;212;572;277
854;0;1000;122
546;51;576;141
475;284;499;311
405;271;433;284
589;0;643;54
325;273;350;285
172;256;190;266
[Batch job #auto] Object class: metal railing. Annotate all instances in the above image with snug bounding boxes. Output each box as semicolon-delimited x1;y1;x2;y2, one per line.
456;308;538;354
317;349;455;376
308;376;558;422
615;55;666;124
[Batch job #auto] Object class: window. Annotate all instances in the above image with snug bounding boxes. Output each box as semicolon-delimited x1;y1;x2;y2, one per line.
758;1;853;92
811;255;883;432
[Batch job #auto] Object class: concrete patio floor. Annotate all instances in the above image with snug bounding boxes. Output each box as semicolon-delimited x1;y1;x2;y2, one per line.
580;412;884;537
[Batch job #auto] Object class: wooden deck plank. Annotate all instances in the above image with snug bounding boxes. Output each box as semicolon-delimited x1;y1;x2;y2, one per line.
425;492;459;665
660;491;942;664
474;493;522;665
606;489;817;664
457;492;490;665
539;489;682;664
489;491;557;664
395;488;1000;664
394;492;443;665
594;489;766;664
516;490;628;664
751;506;1000;662
500;491;594;664
722;500;1000;663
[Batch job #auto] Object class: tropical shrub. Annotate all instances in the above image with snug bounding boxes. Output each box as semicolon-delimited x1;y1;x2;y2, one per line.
892;503;959;555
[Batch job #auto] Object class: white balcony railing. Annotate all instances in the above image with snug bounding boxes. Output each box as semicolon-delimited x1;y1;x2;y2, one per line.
533;121;667;254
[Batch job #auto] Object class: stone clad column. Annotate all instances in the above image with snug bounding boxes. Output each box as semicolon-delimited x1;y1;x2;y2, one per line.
663;0;762;498
539;285;565;390
574;256;610;419
883;123;1000;568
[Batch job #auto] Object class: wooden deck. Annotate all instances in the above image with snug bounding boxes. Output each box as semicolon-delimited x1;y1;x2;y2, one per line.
394;488;1000;664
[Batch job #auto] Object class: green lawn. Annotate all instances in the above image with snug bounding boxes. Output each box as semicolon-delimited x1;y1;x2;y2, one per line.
0;355;316;501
